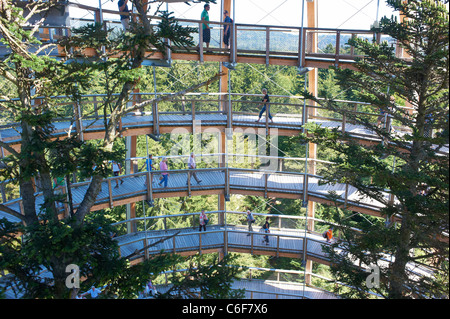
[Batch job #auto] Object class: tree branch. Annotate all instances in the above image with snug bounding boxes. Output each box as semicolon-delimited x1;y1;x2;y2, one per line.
118;72;224;118
122;230;181;259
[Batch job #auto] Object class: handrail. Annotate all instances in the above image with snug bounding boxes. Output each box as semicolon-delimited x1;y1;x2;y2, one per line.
66;1;379;34
0;93;414;140
0;166;392;217
6;1;410;71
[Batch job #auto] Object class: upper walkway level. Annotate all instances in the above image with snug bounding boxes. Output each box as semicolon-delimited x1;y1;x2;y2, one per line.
0;2;412;70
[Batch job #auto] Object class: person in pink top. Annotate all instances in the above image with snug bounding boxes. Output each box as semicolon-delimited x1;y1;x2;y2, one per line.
158;157;169;188
199;210;208;232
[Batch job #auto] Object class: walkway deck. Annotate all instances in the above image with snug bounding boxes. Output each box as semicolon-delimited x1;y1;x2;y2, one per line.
115;224;434;279
3;111;438;157
0;168;390;224
154;279;338;299
0;113;383;144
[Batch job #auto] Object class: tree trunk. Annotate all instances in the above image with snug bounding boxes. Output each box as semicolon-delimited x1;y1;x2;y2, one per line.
389;214;411;298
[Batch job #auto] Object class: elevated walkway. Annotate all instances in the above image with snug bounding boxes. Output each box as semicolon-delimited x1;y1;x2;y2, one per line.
112;211;435;280
2;94;444;156
0;166;392;224
155;277;338;299
0;2;412;71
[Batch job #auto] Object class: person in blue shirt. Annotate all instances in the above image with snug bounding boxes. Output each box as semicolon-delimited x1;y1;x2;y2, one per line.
223;10;232;48
142;154;154;187
118;0;130;31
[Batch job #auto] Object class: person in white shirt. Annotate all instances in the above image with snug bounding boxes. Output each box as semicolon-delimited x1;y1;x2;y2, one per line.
186;152;202;184
246;210;255;235
111;160;124;188
82;286;102;299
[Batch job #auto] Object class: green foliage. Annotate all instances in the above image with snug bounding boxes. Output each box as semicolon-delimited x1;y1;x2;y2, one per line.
300;0;449;299
157;254;245;299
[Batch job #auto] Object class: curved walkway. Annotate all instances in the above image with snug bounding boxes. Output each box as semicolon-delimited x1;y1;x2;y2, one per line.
0;112;416;148
0;167;390;223
114;221;434;280
154;279;338;299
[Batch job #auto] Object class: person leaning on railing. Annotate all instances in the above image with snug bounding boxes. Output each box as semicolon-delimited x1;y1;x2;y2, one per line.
223;10;232;49
118;0;130;31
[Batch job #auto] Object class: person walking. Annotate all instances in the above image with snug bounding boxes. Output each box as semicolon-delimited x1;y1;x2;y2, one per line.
187;152;202;185
200;4;211;52
118;0;130;31
223;10;232;49
246;210;255;236
142;154;154;187
255;88;273;123
112;160;124;188
262;217;270;245
199;210;208;232
158;157;169;188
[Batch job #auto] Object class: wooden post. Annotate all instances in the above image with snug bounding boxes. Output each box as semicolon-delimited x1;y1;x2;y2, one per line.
225;168;230;202
199;22;204;62
344;183;349;209
144;238;149;260
265;26;270;66
218;131;227;225
152;101;159;135
223;229;228;256
191;101;196;134
187;171;191;197
107;179;113;208
147;172;153;203
335;30;341;68
342;113;346;133
276;235;280;257
350;33;356;56
233;23;237;63
264;172;268;198
305;0;318;287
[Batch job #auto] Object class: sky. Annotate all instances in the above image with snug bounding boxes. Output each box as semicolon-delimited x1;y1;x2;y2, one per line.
70;0;400;30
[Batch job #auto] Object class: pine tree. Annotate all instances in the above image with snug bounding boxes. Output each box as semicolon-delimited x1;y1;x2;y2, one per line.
302;0;449;298
0;0;218;298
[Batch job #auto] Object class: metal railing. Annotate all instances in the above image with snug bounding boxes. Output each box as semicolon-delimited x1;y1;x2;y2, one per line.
2;1;409;67
112;210;334;261
0;92;413;145
0;153;387;216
